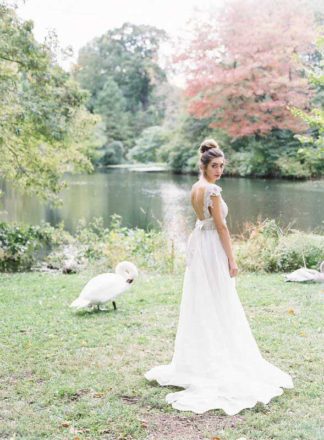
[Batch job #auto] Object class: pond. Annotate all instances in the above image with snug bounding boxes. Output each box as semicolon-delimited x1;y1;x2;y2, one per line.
0;168;323;251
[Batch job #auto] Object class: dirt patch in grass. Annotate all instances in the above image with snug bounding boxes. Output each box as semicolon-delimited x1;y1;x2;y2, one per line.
139;411;244;440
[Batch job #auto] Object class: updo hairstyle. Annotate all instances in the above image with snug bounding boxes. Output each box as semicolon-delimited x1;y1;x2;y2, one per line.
199;138;225;173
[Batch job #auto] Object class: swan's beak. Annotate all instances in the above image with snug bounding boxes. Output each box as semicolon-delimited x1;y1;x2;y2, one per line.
126;278;134;284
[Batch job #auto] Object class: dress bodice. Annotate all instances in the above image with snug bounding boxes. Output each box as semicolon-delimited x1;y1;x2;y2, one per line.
203;183;228;221
194;184;228;230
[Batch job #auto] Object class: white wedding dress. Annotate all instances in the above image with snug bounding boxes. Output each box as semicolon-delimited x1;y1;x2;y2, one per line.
144;183;294;415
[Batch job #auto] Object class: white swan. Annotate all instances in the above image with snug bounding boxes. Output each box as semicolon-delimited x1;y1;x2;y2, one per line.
284;260;324;282
70;261;139;310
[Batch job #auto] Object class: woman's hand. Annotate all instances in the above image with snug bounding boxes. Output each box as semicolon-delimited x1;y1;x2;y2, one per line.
228;259;238;278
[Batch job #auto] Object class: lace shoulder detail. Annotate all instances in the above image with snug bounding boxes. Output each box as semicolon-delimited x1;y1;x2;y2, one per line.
204;184;222;218
209;184;222;197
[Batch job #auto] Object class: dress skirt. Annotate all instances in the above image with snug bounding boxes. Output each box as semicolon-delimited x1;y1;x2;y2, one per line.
144;219;294;415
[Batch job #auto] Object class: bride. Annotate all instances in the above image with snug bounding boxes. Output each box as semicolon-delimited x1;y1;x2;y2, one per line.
144;138;294;415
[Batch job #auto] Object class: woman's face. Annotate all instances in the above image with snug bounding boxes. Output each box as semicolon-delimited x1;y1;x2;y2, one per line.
204;157;225;182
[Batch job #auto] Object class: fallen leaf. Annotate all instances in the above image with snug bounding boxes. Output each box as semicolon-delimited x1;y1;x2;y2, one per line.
212;437;221;440
61;421;70;428
288;308;295;315
93;392;105;398
138;418;148;428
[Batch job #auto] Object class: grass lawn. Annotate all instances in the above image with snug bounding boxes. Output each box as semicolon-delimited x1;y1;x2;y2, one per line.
0;270;322;439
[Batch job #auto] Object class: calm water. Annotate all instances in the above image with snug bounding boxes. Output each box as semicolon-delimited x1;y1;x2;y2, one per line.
0;168;323;250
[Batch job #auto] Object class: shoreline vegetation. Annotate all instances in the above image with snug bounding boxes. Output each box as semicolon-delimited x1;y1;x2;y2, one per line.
104;162;324;180
0;216;323;274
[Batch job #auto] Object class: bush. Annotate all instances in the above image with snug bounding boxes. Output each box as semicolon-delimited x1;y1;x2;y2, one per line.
225;151;256;176
273;233;324;271
0;216;179;273
227;129;324;178
98;141;125;165
164;137;198;173
296;145;324;177
74;215;177;273
127;126;169;163
236;218;324;272
235;219;282;272
0;222;68;272
274;156;312;178
2;217;322;274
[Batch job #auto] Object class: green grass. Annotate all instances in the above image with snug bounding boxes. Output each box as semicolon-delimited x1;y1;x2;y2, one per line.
0;270;323;439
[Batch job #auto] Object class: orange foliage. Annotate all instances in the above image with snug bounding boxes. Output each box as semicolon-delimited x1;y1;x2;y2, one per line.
175;0;317;138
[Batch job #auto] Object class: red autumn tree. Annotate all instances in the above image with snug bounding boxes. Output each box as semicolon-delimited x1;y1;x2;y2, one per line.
176;0;317;138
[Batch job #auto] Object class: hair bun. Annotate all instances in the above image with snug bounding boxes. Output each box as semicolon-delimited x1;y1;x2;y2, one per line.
199;138;220;154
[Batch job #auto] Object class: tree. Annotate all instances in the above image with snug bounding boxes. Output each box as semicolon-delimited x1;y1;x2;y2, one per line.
127;126;169;162
292;35;324;176
94;77;130;144
73;23;167;149
0;2;98;202
98;141;125;166
176;0;317;138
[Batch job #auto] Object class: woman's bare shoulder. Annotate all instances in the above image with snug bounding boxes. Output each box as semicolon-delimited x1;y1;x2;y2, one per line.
191;181;208;189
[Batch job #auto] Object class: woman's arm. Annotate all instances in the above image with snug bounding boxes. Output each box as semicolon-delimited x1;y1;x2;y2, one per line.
209;195;238;277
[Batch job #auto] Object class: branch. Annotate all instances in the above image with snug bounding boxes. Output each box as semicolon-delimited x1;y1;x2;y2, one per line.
5;143;32;178
0;54;27;67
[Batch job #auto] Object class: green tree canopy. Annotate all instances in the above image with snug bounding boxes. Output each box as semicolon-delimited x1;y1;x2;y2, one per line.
292;35;324;177
127;126;169;162
94;77;130;143
73;23;168;149
0;2;98;202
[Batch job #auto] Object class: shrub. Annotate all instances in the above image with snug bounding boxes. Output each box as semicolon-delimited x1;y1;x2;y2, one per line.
0;222;68;272
236;218;324;272
81;215;177;273
1;216;322;274
225;151;256;176
0;216;180;274
273;232;324;271
127;126;169;163
274;156;311;178
235;219;282;272
98;141;125;165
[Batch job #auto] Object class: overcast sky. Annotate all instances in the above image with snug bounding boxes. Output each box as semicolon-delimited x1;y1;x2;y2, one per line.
16;0;223;79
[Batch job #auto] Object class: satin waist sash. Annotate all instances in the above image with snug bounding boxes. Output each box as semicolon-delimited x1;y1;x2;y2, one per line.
194;217;217;230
